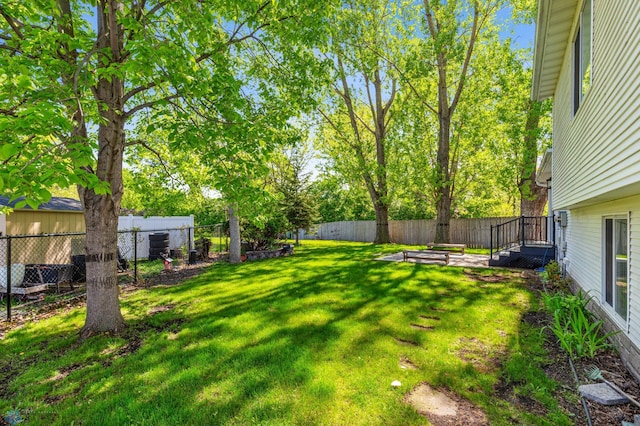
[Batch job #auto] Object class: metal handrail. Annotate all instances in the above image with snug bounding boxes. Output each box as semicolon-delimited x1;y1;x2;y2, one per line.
490;216;550;259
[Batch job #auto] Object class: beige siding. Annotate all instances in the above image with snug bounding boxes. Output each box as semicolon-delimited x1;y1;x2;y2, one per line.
552;1;640;210
3;211;85;266
8;234;85;265
564;195;640;353
6;211;85;235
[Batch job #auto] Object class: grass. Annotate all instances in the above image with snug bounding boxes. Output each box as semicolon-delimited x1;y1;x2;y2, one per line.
0;240;572;425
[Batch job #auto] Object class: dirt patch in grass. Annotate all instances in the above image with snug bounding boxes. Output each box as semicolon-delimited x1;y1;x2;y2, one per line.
100;317;183;368
463;269;514;283
148;304;176;315
395;337;420;347
115;335;143;358
455;337;506;375
42;394;65;405
405;383;488;425
493;377;552;420
419;315;441;321
399;356;418;370
411;323;435;331
136;258;218;288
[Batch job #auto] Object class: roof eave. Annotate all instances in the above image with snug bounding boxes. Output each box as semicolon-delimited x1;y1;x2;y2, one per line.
531;0;580;102
535;148;553;187
531;0;552;102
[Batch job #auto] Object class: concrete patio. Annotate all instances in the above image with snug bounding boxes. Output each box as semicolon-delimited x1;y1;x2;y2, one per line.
376;252;490;268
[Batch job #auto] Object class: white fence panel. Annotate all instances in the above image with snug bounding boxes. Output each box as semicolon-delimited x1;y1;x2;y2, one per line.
117;215;195;260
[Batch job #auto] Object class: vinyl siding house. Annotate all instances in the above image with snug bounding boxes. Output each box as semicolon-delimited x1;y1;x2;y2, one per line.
0;196;85;266
0;196;85;236
532;0;640;378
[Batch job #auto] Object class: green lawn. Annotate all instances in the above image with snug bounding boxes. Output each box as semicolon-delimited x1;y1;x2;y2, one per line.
0;241;572;425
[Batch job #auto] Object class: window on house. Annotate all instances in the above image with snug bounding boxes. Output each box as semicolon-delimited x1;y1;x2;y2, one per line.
604;216;628;321
573;0;592;115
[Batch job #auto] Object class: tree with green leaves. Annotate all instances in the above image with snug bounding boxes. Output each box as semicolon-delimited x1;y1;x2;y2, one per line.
269;144;317;245
316;0;405;244
499;3;552;217
120;141;226;225
392;5;513;221
309;170;375;223
404;0;504;242
0;0;333;336
493;45;551;217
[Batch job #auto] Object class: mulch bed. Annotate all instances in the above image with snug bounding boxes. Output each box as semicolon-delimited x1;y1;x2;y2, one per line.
516;271;640;425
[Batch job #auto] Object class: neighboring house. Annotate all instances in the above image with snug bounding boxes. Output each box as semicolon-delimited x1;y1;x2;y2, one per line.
0;196;85;266
0;196;85;236
532;0;640;378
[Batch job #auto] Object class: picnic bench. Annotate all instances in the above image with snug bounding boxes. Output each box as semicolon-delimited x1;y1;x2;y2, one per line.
426;243;466;255
403;250;450;264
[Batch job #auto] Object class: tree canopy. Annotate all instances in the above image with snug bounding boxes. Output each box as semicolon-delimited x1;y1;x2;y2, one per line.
1;0;550;335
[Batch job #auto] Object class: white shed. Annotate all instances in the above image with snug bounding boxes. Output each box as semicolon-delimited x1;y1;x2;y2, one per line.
117;215;195;260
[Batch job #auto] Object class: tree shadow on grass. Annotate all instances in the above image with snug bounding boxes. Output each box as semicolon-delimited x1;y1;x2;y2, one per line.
0;242;533;424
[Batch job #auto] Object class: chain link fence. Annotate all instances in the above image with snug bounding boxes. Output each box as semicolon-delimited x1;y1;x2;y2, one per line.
1;224;224;320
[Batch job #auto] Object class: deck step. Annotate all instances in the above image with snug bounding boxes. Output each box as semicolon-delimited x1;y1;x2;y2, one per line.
489;244;555;269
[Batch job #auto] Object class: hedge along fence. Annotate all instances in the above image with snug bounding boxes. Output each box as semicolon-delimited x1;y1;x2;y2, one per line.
315;217;519;249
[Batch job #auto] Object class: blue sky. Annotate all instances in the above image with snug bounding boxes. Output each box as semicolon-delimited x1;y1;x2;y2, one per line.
497;6;536;50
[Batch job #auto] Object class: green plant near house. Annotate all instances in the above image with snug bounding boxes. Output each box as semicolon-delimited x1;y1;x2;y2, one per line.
543;260;570;291
544;260;561;281
542;290;619;359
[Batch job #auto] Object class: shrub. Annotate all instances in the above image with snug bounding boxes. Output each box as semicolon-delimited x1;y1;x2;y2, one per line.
241;216;288;251
543;260;560;283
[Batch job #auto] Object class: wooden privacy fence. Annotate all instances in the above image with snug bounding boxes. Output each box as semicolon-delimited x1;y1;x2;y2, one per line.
315;217;519;249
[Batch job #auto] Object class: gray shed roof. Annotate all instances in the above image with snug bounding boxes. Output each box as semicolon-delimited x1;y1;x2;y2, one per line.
0;196;83;212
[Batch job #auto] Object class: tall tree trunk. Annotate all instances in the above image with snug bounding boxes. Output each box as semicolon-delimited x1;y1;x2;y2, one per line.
228;205;241;263
434;95;452;243
80;92;126;337
364;182;391;244
374;203;390;244
81;189;125;337
519;100;548;217
422;3;480;244
521;185;547;217
435;189;452;243
372;69;392;244
80;0;126;337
